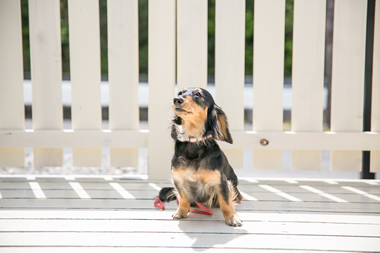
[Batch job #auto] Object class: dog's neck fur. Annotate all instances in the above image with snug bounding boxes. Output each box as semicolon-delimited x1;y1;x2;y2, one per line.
173;122;211;143
171;116;213;144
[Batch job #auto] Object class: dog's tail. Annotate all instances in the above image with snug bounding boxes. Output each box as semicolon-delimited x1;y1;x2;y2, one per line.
158;187;177;202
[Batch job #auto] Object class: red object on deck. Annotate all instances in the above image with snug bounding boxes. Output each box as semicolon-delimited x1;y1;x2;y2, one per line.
154;197;165;210
154;197;213;215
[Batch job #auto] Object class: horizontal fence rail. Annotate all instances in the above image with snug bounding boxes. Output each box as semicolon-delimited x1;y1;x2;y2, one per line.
0;130;379;151
0;0;379;179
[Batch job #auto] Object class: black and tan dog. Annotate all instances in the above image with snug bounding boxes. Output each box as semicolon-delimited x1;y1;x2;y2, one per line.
158;87;243;227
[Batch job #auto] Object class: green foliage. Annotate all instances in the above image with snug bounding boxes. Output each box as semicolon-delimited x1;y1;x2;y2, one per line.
138;0;149;76
60;0;69;75
207;0;215;77
245;0;254;76
284;0;294;77
21;0;30;73
99;0;108;75
20;0;294;78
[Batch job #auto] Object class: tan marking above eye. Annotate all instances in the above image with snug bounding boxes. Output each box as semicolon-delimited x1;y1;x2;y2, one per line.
194;88;203;96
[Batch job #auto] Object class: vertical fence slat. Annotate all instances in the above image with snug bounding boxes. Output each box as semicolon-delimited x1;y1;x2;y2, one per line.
29;0;63;167
253;0;285;170
371;1;380;172
330;0;367;171
215;0;245;169
0;1;25;166
177;0;207;90
68;0;102;167
148;0;176;180
108;0;139;167
291;0;326;170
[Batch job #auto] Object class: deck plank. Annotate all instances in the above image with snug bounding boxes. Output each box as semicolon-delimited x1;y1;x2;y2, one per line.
0;199;379;214
1;232;379;251
2;181;379;195
1;189;379;203
1;219;379;237
0;182;173;190
0;176;379;252
1;210;379;224
0;248;358;253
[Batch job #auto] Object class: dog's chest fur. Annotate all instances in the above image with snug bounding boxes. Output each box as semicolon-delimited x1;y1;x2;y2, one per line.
171;139;223;207
172;166;220;207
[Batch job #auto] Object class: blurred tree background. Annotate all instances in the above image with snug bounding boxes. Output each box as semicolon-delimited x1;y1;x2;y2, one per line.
20;0;294;79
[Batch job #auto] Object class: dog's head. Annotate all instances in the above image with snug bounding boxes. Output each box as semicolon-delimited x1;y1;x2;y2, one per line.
171;87;232;144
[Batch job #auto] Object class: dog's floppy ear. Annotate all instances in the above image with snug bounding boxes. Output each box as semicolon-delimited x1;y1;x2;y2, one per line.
213;105;233;144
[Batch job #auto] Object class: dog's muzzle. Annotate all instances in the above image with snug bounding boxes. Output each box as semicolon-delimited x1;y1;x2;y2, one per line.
173;97;184;106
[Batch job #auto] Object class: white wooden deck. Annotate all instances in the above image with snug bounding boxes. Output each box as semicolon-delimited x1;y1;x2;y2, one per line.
0;176;379;252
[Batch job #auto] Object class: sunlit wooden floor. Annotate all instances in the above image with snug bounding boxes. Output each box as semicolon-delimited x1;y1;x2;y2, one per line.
0;175;379;252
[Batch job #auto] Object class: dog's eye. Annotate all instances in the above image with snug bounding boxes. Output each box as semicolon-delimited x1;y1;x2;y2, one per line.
194;92;201;97
178;91;183;96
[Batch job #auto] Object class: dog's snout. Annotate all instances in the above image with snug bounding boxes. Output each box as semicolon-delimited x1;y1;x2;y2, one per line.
173;97;184;106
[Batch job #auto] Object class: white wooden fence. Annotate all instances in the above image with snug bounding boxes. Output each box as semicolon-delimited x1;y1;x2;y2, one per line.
0;0;379;180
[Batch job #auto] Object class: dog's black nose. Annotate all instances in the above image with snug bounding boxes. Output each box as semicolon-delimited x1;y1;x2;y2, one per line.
173;97;184;106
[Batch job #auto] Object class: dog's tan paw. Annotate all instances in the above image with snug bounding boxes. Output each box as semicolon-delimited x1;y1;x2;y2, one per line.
224;214;243;227
172;208;189;219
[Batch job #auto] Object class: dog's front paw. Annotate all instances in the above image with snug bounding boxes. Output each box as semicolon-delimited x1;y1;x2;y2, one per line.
172;208;189;219
224;214;243;227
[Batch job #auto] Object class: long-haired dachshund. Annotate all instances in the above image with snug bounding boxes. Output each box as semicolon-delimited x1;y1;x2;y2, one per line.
158;87;243;227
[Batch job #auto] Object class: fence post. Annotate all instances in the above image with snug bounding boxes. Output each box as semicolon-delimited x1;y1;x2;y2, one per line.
177;0;207;91
370;0;380;173
108;0;139;167
68;0;102;166
291;0;326;171
29;0;63;167
215;0;245;169
0;1;25;166
252;0;285;170
362;0;376;178
148;0;176;180
330;0;367;171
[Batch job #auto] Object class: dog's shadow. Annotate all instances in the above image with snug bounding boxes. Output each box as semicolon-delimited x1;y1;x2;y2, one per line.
176;210;248;251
